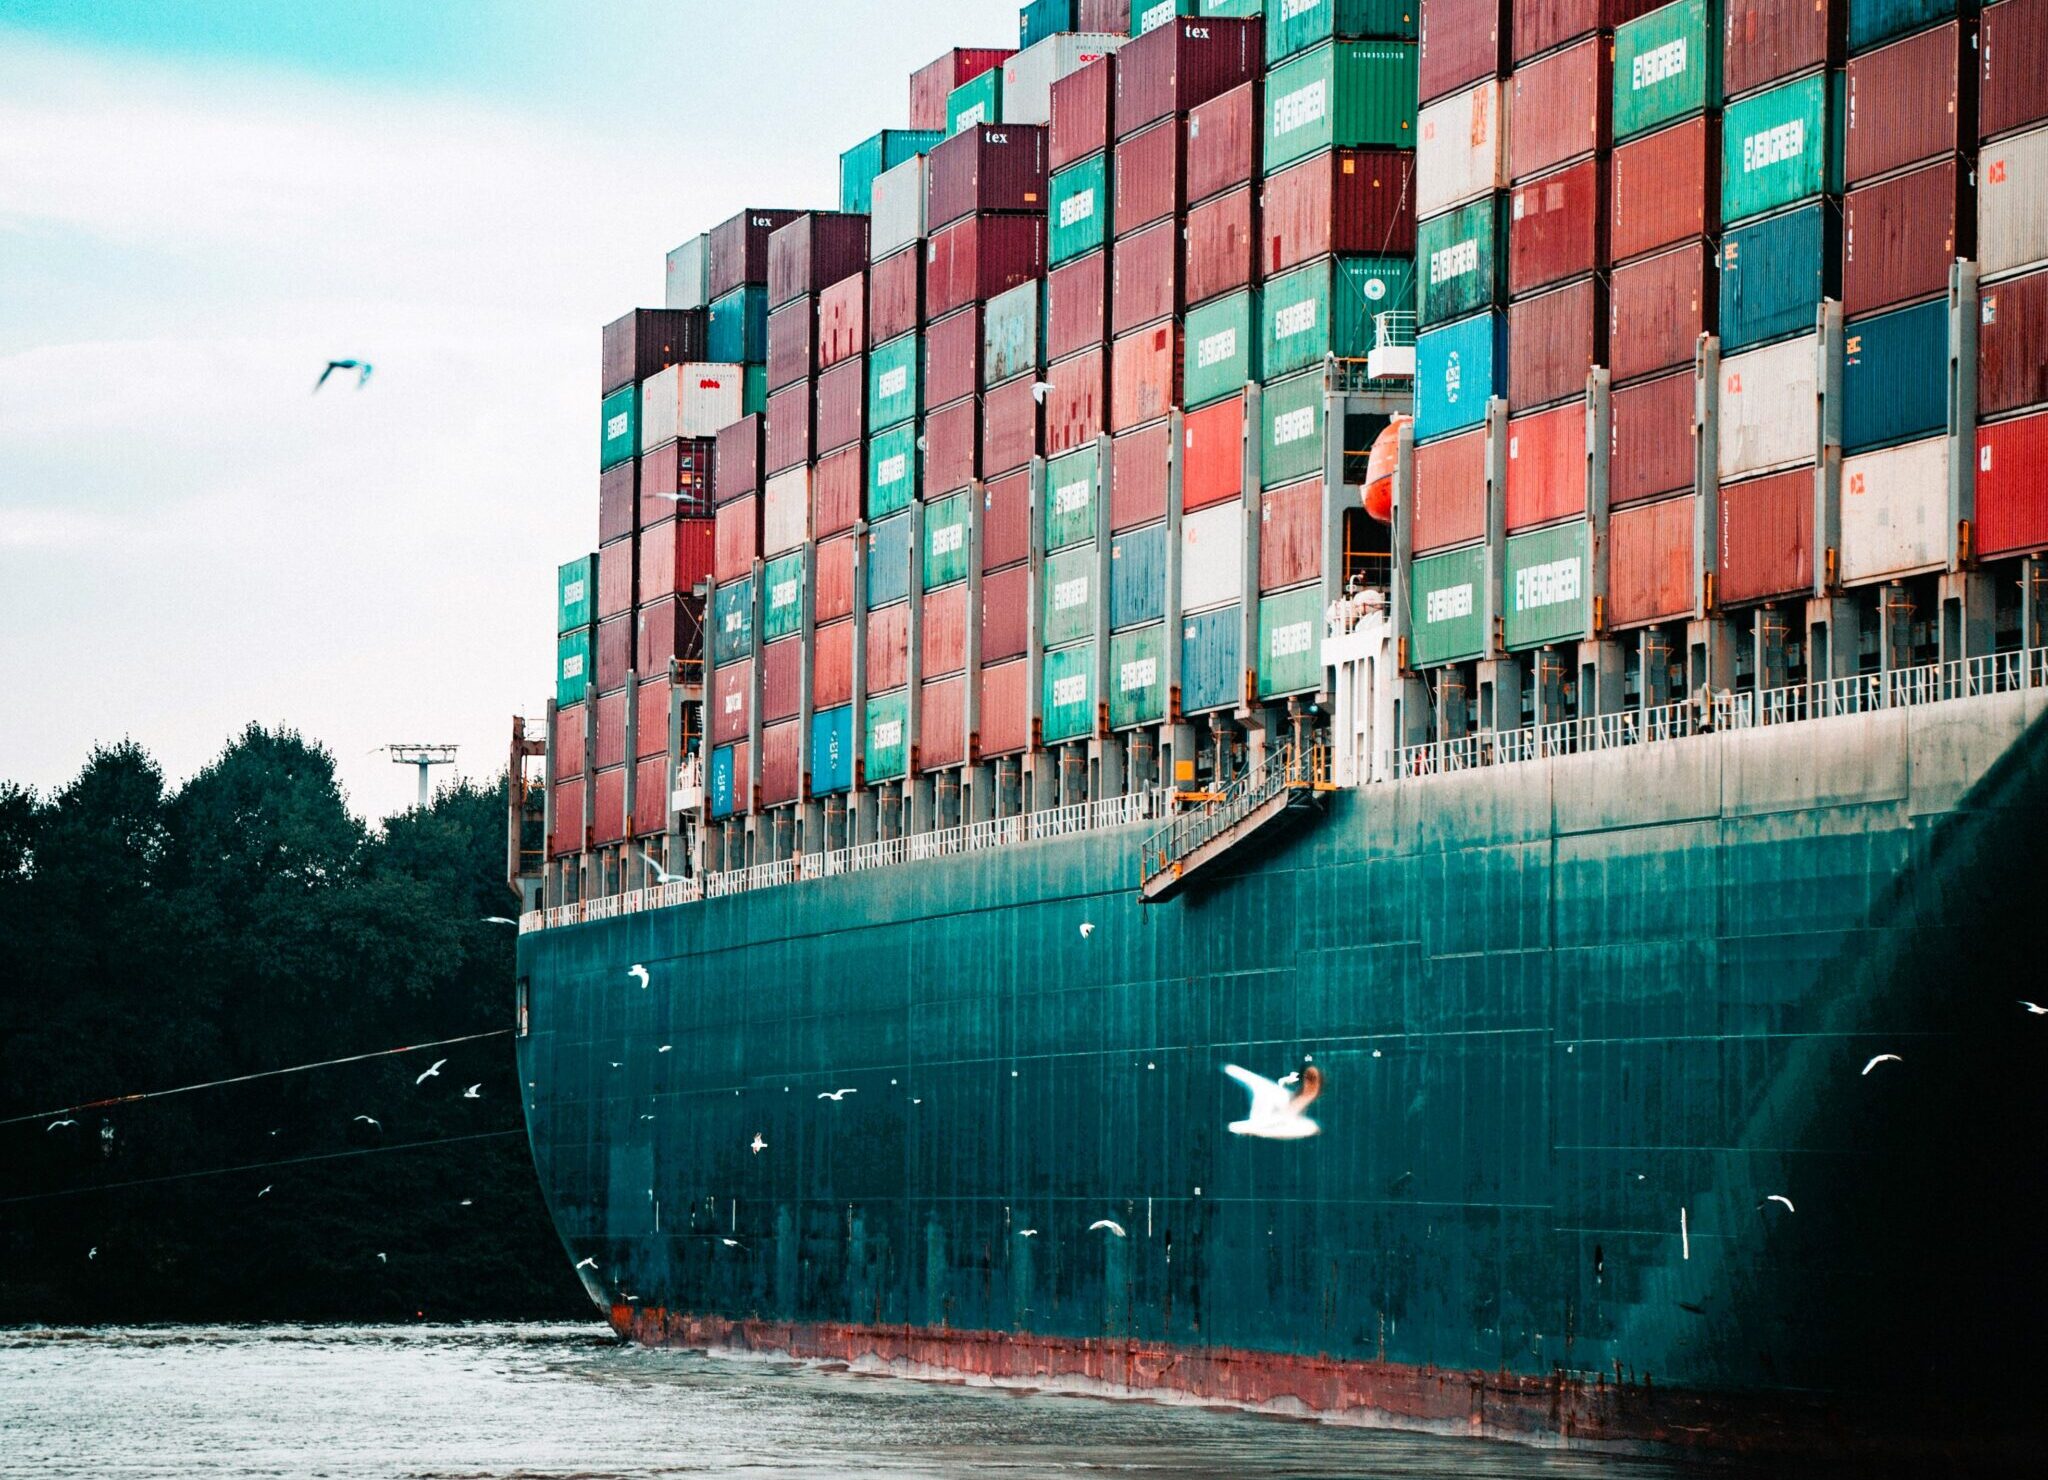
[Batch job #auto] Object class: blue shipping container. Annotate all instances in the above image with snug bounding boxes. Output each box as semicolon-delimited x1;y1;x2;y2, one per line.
984;280;1044;387
1021;0;1079;46
866;512;914;608
840;129;946;215
709;285;769;364
1180;603;1243;715
1848;0;1962;54
810;704;855;795
712;577;754;666
1719;202;1839;353
1842;298;1948;454
1414;310;1507;443
710;745;738;819
1110;522;1168;630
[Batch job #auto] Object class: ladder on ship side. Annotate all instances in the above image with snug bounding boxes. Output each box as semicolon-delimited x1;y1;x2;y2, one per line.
1137;743;1334;904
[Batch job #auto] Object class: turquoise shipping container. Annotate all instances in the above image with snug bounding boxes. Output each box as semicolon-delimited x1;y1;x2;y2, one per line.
1256;584;1325;697
1043;543;1100;646
1050;156;1112;266
1264;40;1419;173
711;576;755;665
1185;290;1259;408
1201;0;1264;14
1842;298;1948;454
1022;0;1079;48
1719;201;1840;352
1107;623;1168;729
557;629;592;707
1260;369;1328;487
1414;310;1507;442
1111;521;1170;629
761;550;807;642
1721;73;1843;228
1135;0;1201;35
810;704;855;795
949;68;1004;134
709;285;769;364
558;554;596;634
708;744;738;818
868;423;920;516
1267;0;1417;65
984;279;1044;385
1180;602;1243;714
601;385;637;470
1406;544;1486;665
1848;0;1964;54
1502;520;1592;651
1417;195;1506;328
841;129;946;215
1045;445;1102;551
866;513;915;608
1260;254;1416;378
1041;640;1098;742
869;333;923;432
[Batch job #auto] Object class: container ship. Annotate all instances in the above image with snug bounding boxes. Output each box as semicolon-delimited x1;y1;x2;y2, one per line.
507;0;2048;1458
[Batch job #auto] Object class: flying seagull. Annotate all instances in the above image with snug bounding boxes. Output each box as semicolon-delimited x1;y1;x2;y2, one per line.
1017;1229;1038;1238
657;1045;672;1054
720;1237;743;1248
1224;1063;1322;1140
1861;1053;1903;1076
1761;1195;1796;1213
258;1185;272;1198
1078;922;1095;939
46;1119;76;1131
314;359;373;392
2021;1001;2047;1015
481;916;518;926
459;1199;473;1207
640;851;681;885
1088;1219;1127;1237
416;1058;447;1085
628;964;650;989
353;1115;381;1129
87;1247;97;1260
575;1257;597;1271
750;1133;767;1154
463;1084;482;1099
818;1088;857;1101
376;1253;387;1264
1030;380;1055;404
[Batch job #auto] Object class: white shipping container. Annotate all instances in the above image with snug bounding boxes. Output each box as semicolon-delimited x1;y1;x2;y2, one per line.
1417;80;1510;220
1839;436;1950;584
1180;502;1245;612
871;157;929;260
1978;121;2048;282
763;467;812;557
1001;32;1125;127
666;234;709;310
1717;333;1821;481
641;363;746;450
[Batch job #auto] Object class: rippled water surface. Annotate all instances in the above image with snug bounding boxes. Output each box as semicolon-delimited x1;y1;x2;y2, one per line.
0;1324;1720;1479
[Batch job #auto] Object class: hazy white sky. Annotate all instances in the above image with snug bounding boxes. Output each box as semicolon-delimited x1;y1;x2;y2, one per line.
0;1;1019;818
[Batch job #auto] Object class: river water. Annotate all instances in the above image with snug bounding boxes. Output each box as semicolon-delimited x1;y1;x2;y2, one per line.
0;1324;1717;1478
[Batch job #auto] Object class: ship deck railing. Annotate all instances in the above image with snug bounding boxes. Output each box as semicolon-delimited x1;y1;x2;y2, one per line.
1137;743;1329;899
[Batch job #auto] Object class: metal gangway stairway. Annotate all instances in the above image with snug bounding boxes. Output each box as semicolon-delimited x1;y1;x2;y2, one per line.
1137;743;1334;903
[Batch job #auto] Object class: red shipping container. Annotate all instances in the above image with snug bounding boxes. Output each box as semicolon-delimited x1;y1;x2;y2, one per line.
1052;54;1115;171
1111;322;1182;432
634;677;664;760
1508;276;1604;411
978;658;1031;757
869;246;923;344
1081;1;1131;36
600;460;636;544
714;495;759;584
549;774;583;857
761;637;801;723
595;687;628;769
766;299;814;393
816;534;856;623
1610;116;1717;265
927;213;1048;318
867;601;910;692
813;445;863;537
1509;36;1611;184
1513;0;1662;65
714;415;763;504
1982;0;2048;143
552;702;586;782
640;437;713;524
1187;186;1259;306
1717;466;1815;606
1258;478;1321;591
921;676;968;770
816;357;865;454
1610;370;1697;507
636;594;702;674
1187;80;1259;205
925;396;982;496
1979;266;2048;417
1413;426;1488;553
1509;158;1606;295
981;564;1032;661
984;374;1042;476
1115;16;1262;140
1846;22;1968;186
764;381;812;475
1181;393;1243;512
912;48;1014;132
592;766;626;845
599;535;635;618
1977;405;2048;555
1047;346;1108;453
927;125;1049;232
1609;241;1711;384
639;516;714;601
983;471;1032;572
758;720;800;807
1112;219;1183;334
1261;149;1416;276
597;614;633;692
1724;0;1841;104
922;584;969;677
768;213;870;310
1608;495;1696;628
631;756;668;836
1505;401;1587;530
1111;421;1172;530
711;660;751;745
1115;118;1187;236
601;307;706;394
1048;249;1110;359
1842;157;1969;317
813;618;855;708
926;305;985;407
708;208;806;302
1422;0;1507;105
818;272;866;368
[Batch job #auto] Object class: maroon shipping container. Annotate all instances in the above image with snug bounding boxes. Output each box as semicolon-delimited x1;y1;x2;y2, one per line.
1718;467;1814;606
922;584;969;677
595;687;628;770
763;381;812;475
638;517;714;602
713;415;764;504
1982;0;2048;142
635;682;664;765
711;660;751;745
912;48;1015;132
1187;186;1259;305
1413;426;1488;553
1846;22;1970;186
1112;219;1184;334
1182;393;1243;512
926;305;985;407
597;614;633;693
768;213;871;310
1977;405;2048;555
983;374;1042;476
1608;494;1696;628
709;209;806;302
1979;265;2048;417
766;299;814;393
816;533;856;623
1421;0;1507;105
816;357;865;454
921;676;968;770
1047;346;1109;453
1610;116;1717;265
1111;421;1172;530
869;246;923;345
814;444;864;537
553;702;586;782
1513;0;1662;65
1724;0;1843;103
761;637;801;723
1611;370;1697;507
978;658;1030;757
1261;148;1416;276
818;273;866;369
1052;54;1115;171
1116;17;1262;140
867;602;910;692
599;535;635;619
758;721;800;807
1187;80;1259;205
592;766;626;844
1842;157;1969;316
601;307;705;394
925;396;982;496
983;471;1032;573
636;594;702;674
1081;0;1131;34
1509;35;1611;184
1508;276;1604;411
1258;479;1321;591
600;459;637;544
1505;401;1587;530
1115;118;1187;235
549;773;584;857
1111;322;1182;432
1049;249;1110;359
981;564;1032;661
927;213;1048;318
714;494;759;584
1508;157;1607;295
640;437;713;524
927;125;1049;232
630;756;667;835
1609;241;1712;384
813;619;854;708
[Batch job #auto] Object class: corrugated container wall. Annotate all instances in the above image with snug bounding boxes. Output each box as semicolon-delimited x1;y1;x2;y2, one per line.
1978;265;2048;417
1978;123;2048;280
1114;16;1263;138
1980;0;2048;143
1420;0;1506;105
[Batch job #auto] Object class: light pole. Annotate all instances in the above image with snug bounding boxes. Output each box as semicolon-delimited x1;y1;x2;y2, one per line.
383;744;459;809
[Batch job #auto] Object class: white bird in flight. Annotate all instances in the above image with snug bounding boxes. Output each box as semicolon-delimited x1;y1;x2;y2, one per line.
628;964;650;989
376;1253;387;1263
46;1119;76;1131
1030;380;1055;404
640;852;682;885
258;1185;272;1198
657;1045;672;1054
463;1084;482;1099
1078;922;1095;939
353;1116;381;1130
1224;1064;1323;1140
818;1088;857;1101
2020;1001;2047;1015
1762;1195;1795;1213
481;916;518;926
459;1199;473;1207
1861;1054;1902;1076
1017;1229;1038;1238
721;1238;743;1248
314;359;373;392
88;1247;97;1260
575;1257;597;1271
1089;1219;1126;1237
416;1058;446;1085
750;1134;767;1154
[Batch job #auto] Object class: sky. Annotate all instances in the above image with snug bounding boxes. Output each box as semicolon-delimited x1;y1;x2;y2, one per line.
0;0;1021;820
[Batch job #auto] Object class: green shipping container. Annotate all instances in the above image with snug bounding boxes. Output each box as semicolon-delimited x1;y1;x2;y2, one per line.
1201;0;1264;16
1260;370;1327;487
1184;290;1258;408
1023;0;1079;47
761;550;806;642
1042;641;1098;742
1267;0;1417;65
1042;543;1100;647
864;690;909;782
1108;624;1168;729
869;333;922;432
1263;40;1418;174
841;129;945;215
923;492;972;590
743;364;769;415
1416;196;1505;328
984;280;1043;386
558;554;595;635
1612;0;1720;142
1502;520;1591;651
868;423;919;517
1261;255;1414;379
600;386;636;470
1848;0;1955;54
1044;445;1101;551
1257;584;1325;698
556;630;592;707
1134;0;1200;34
1721;72;1841;228
948;69;1002;135
1406;545;1485;667
708;284;769;364
712;577;755;665
1049;157;1111;266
